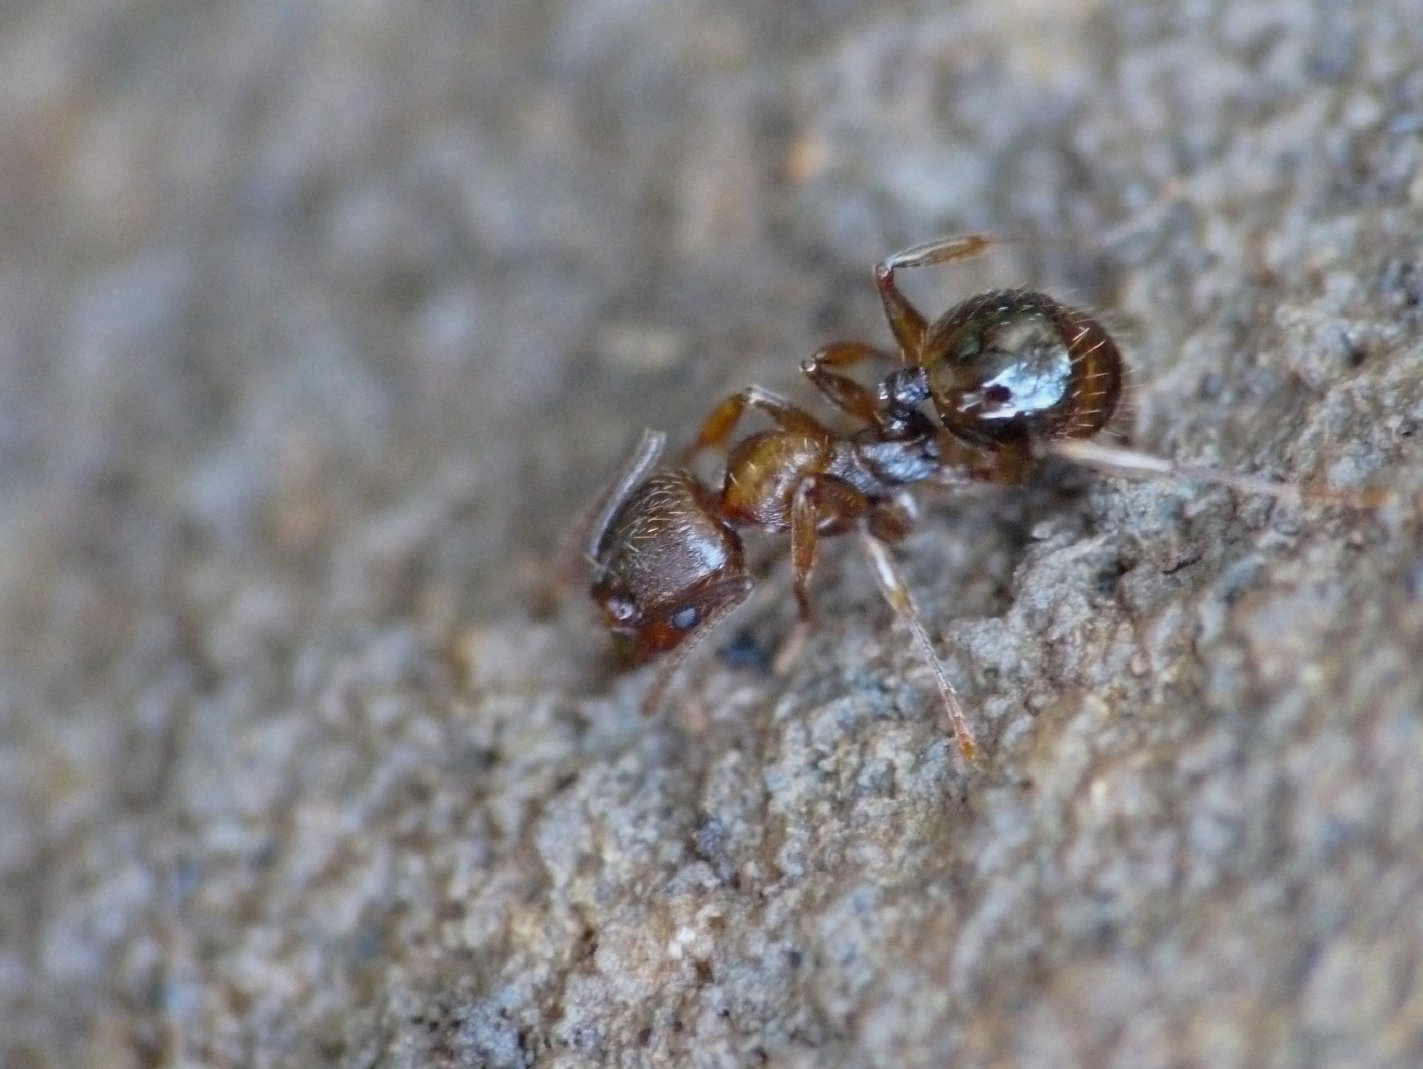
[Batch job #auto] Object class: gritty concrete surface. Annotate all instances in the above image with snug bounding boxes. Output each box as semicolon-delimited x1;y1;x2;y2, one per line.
2;1;1423;1066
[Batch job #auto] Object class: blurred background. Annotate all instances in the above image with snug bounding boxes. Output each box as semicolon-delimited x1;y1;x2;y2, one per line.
0;0;1217;633
3;1;1422;1066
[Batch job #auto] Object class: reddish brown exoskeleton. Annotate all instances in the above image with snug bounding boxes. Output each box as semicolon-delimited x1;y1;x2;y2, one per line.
576;234;1392;761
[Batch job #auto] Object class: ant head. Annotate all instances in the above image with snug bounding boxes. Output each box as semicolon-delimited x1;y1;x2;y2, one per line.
600;595;703;664
918;291;1123;447
590;469;747;665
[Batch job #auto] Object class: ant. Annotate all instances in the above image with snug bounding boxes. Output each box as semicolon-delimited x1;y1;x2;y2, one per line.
573;233;1393;762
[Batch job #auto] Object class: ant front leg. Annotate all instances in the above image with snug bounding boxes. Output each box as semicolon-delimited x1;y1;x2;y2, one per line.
876;233;998;364
682;386;831;465
770;473;870;678
789;474;870;621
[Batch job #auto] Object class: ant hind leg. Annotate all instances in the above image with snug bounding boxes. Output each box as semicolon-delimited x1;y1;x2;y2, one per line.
876;233;999;365
859;533;977;762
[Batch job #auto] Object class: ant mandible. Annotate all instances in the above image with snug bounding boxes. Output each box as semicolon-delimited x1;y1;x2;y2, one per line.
574;233;1389;762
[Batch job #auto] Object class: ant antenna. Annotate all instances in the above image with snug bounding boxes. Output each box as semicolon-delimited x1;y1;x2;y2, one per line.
557;429;667;587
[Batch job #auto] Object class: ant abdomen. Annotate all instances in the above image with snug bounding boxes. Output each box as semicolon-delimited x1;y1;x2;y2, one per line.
922;289;1124;447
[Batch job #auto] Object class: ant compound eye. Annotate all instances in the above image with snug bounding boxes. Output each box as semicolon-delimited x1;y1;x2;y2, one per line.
669;607;698;631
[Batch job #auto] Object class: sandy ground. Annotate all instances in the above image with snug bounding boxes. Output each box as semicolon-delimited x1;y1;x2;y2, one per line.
2;1;1422;1066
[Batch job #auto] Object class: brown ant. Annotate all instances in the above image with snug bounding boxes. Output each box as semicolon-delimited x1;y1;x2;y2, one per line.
574;233;1392;762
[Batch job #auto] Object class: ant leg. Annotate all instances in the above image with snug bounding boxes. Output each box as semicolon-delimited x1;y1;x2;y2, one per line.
920;428;1017;488
977;438;1035;486
875;201;1188;363
682;385;831;464
800;341;894;426
1044;437;1396;511
790;474;870;621
558;429;666;584
865;493;918;544
859;533;977;763
771;474;869;677
790;479;820;622
876;233;999;364
639;576;755;716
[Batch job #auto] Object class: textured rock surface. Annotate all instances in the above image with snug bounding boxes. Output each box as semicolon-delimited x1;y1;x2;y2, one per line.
3;1;1423;1066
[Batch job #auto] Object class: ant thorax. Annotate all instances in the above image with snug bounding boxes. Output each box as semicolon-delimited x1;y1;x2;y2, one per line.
842;409;946;490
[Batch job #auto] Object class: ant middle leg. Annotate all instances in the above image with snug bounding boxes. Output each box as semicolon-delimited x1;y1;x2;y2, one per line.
800;341;896;428
682;385;831;465
864;493;918;544
789;474;870;622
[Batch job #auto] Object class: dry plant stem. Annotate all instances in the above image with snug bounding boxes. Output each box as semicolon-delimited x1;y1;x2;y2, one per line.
1046;438;1396;509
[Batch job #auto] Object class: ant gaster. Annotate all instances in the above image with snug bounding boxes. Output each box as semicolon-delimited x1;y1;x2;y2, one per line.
576;233;1390;761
